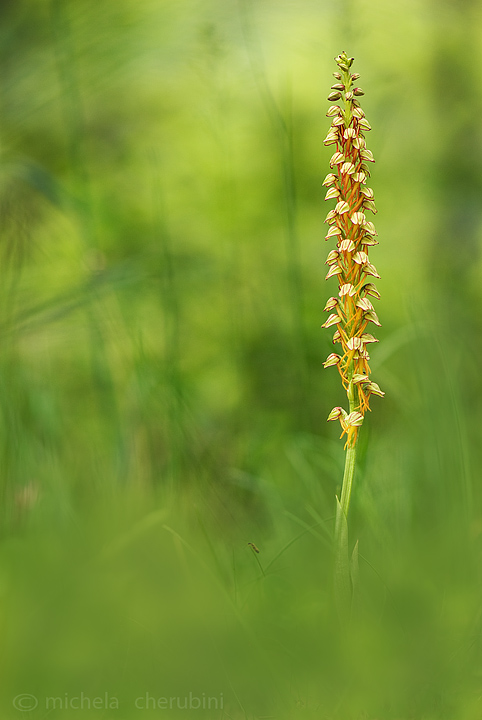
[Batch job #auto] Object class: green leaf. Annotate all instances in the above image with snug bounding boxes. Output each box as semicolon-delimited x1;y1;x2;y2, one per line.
350;539;359;591
334;497;351;623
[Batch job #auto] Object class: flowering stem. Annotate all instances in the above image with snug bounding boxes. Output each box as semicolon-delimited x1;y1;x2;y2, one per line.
321;51;384;614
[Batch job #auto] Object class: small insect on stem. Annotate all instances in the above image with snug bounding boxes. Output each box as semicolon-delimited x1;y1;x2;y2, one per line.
247;542;260;554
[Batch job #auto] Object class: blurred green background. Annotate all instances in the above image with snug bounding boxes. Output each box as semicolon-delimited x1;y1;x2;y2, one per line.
1;0;482;718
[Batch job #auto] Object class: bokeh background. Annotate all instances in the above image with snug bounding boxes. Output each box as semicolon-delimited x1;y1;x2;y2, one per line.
1;0;482;718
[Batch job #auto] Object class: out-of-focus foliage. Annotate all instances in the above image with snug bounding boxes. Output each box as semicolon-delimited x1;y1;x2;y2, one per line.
1;0;482;718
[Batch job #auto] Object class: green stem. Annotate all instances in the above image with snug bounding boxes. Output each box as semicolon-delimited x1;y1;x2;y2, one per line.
340;374;358;520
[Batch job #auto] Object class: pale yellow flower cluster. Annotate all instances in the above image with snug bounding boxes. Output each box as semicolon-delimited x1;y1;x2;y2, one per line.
321;52;384;447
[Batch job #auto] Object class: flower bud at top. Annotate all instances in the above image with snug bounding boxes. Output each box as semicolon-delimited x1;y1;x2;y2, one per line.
331;83;345;91
328;91;342;101
353;87;365;96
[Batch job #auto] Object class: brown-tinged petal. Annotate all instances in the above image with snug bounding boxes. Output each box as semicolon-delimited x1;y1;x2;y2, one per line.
339;283;356;297
351;212;366;225
340;162;356;175
353;251;369;265
325;187;340;200
330;152;345;166
361;148;375;163
356;297;374;312
327;406;346;421
345;411;364;427
352;373;369;383
339;239;355;252
321;313;342;328
364;263;380;278
361;283;380;300
324;297;339;311
364;310;381;326
335;200;350;214
367;381;385;397
325;264;342;279
325;250;340;265
323;353;341;368
360;333;379;343
322;173;337;186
